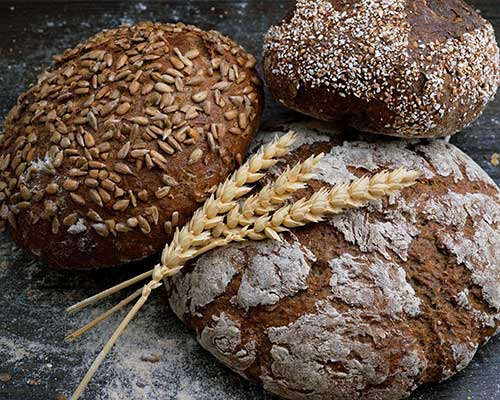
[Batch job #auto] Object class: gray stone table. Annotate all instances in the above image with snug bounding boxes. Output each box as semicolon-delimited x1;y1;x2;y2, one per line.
0;1;499;399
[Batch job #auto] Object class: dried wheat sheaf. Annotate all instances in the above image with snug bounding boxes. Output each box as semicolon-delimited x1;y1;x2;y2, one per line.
66;132;421;400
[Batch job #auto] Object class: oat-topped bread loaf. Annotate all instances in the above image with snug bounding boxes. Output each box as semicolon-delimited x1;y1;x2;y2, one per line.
166;122;500;400
0;22;263;269
263;0;500;138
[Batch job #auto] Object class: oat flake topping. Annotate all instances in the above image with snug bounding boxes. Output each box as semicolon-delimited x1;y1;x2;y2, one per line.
264;0;500;135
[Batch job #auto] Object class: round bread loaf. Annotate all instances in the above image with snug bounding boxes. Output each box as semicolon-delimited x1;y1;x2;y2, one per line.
0;22;263;269
263;0;500;138
166;122;500;400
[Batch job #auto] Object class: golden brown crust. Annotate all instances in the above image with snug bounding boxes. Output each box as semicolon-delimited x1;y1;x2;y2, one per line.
0;22;263;269
263;0;499;138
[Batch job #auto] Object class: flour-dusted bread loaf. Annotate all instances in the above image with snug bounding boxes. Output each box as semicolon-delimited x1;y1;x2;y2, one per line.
0;22;263;269
263;0;499;138
166;122;500;400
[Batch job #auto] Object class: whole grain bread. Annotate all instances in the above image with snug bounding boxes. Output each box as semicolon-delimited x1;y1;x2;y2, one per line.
166;121;500;400
0;22;263;269
263;0;499;138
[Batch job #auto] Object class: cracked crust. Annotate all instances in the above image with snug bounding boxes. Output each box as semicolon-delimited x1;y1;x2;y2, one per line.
166;123;500;399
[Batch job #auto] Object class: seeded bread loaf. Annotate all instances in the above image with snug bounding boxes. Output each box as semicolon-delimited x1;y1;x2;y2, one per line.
166;122;500;400
263;0;499;138
0;22;263;269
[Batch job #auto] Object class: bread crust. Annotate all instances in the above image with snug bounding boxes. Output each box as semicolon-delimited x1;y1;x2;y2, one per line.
263;0;499;138
167;122;500;400
0;22;263;269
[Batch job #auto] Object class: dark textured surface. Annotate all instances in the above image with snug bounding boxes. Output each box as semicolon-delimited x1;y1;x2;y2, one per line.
0;1;499;400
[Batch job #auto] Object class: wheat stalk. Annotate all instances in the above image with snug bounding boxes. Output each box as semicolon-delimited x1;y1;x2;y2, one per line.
66;132;297;317
68;132;297;400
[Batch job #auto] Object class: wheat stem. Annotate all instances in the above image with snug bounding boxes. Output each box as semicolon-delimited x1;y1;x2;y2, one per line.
66;132;297;318
70;267;163;400
65;288;143;342
68;132;297;400
66;269;154;314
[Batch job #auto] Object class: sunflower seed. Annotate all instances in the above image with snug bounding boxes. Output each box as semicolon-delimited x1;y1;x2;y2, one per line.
130;116;149;126
230;95;244;106
74;87;90;95
87;111;98;130
184;107;198;120
207;131;216;152
116;102;131;115
211;58;221;69
63;179;79;191
98;187;112;203
89;189;103;207
87;209;102;222
171;211;179;226
109;172;121;183
224;110;238;120
88;161;106;169
186;75;204;86
188;148;203;165
70;192;85;205
113;199;130;212
238;112;249;129
220;60;229;77
158;140;175;155
84;178;99;188
93;223;109;237
130;149;149;158
191;91;208;103
164;221;172;235
155;186;170;199
83;132;96;147
185;49;200;59
117;141;131;159
52;217;60;234
113;222;129;233
154;82;172;93
50;132;62;144
136;189;148;202
114;163;134;175
129;80;140;95
63;213;78;226
100;100;118;117
170;56;184;70
97;142;111;153
167;136;182;152
127;217;138;228
17;201;30;210
116;54;128;69
101;179;115;191
137;215;151;234
212;81;231;91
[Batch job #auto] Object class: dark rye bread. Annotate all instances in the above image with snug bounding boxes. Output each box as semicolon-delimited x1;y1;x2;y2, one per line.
0;22;263;269
263;0;499;138
166;122;500;400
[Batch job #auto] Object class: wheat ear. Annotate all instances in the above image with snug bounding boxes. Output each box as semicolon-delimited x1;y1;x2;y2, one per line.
68;132;297;400
235;167;422;241
212;153;324;237
65;132;296;317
